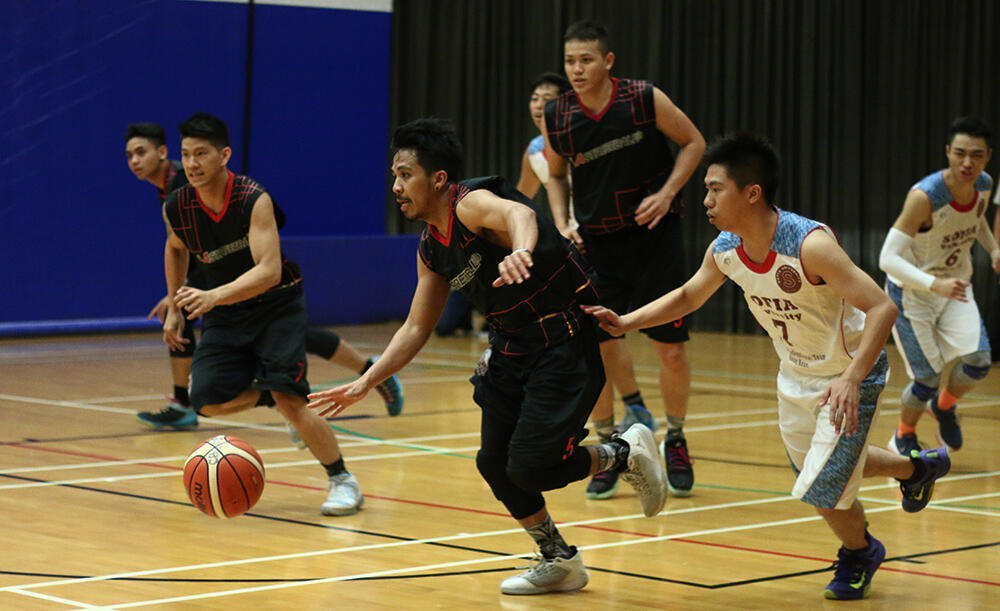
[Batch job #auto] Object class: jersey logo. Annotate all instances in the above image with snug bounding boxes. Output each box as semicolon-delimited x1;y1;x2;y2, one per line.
775;264;802;293
449;252;482;290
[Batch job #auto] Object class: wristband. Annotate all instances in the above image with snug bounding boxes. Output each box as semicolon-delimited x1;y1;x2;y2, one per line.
512;248;531;255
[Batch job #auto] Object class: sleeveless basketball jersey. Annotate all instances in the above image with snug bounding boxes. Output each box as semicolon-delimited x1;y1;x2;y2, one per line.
544;77;675;235
712;209;866;378
158;160;189;205
164;171;302;309
418;176;598;355
886;171;993;285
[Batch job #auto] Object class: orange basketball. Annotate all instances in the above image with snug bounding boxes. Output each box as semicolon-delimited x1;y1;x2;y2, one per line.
183;435;265;518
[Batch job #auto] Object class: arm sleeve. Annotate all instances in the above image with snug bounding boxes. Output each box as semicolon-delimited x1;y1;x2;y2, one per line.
878;227;936;291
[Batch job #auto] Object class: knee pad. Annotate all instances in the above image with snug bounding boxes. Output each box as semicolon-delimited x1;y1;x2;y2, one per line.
475;451;508;488
902;379;937;411
957;351;992;381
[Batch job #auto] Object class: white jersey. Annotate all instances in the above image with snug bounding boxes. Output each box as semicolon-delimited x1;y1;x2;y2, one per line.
886;170;993;285
527;135;549;184
712;209;866;378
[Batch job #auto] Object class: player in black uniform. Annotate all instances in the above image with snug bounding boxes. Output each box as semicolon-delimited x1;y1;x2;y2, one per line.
127;123;404;435
127;122;206;429
308;118;667;595
542;21;706;498
161;113;363;515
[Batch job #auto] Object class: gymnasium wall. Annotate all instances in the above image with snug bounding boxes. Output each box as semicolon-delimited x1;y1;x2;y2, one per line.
1;0;399;334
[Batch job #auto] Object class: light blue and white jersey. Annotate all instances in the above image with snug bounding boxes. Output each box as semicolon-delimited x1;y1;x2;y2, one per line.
887;170;993;285
527;135;549;184
713;209;866;378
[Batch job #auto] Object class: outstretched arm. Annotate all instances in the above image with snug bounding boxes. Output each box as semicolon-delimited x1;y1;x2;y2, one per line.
583;243;725;334
308;254;450;417
805;230;897;436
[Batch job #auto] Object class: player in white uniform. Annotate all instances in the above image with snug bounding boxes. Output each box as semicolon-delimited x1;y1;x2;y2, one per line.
584;133;951;600
879;117;999;456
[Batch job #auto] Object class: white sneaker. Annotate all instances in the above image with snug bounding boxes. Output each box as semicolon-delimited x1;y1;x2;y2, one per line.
619;424;668;517
499;549;588;595
286;422;307;450
321;472;364;516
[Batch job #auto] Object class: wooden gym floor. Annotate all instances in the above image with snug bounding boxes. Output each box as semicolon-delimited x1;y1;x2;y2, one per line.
1;324;997;609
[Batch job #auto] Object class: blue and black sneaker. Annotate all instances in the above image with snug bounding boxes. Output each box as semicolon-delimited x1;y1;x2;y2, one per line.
617;403;659;433
928;397;962;450
900;446;950;513
371;356;404;416
585;470;619;500
823;532;885;600
137;400;198;430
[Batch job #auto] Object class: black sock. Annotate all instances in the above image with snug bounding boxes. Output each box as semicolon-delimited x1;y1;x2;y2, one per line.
525;515;574;559
622;391;643;406
323;457;347;477
901;455;927;484
173;386;190;407
360;358;375;376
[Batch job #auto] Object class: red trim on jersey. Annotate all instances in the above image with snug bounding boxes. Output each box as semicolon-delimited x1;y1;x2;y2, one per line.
428;185;457;246
736;245;776;273
577;77;619;122
949;192;979;213
195;170;235;223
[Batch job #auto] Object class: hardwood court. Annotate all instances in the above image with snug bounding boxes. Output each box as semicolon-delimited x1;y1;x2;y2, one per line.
1;325;997;609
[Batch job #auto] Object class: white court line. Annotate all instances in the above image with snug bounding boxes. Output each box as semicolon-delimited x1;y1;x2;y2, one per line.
4;470;997;598
11;491;997;609
6;587;98;609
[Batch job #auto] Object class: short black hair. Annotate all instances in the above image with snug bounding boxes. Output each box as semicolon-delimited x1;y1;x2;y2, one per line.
391;118;463;182
948;116;993;148
703;133;781;203
178;112;230;150
530;72;571;95
125;122;166;147
564;20;610;55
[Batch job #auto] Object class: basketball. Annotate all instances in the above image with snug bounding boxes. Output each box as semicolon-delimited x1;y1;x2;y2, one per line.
183;435;265;518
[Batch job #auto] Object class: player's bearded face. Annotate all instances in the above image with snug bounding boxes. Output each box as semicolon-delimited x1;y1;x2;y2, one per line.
391;150;432;221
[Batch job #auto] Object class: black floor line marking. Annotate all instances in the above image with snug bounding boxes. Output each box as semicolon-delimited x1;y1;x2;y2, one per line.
2;473;997;589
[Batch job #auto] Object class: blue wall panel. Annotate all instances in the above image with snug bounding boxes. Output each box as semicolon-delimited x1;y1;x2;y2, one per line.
249;4;391;236
1;1;392;329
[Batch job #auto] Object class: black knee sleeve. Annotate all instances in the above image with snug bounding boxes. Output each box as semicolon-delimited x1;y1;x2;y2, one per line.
476;451;543;520
305;327;341;360
505;450;591;494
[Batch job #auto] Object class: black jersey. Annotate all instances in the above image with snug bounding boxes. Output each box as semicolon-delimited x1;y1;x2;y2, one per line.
158;160;189;205
164;171;302;311
544;77;676;236
418;176;598;355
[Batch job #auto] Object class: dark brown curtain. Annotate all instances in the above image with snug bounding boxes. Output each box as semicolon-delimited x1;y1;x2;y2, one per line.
389;0;1000;339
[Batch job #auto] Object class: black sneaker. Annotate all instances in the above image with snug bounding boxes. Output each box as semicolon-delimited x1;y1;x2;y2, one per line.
888;430;921;456
662;436;694;497
900;446;950;513
928;397;962;450
136;402;198;430
823;532;885;600
585;470;619;500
